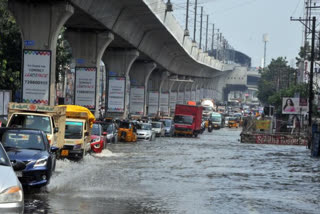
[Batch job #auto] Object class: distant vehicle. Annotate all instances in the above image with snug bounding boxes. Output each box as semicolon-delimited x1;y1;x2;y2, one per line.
90;123;106;153
174;104;203;137
0;142;24;213
225;116;230;126
136;123;156;141
160;119;175;137
95;121;118;144
151;121;165;137
118;121;137;142
228;117;239;128
209;112;225;129
0;128;58;188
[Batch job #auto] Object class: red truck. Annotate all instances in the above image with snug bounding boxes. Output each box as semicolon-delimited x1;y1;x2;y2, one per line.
174;104;203;137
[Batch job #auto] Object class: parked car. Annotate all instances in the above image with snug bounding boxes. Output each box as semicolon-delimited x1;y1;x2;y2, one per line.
90;123;106;153
136;123;156;141
151;121;165;137
160;119;175;137
95;121;118;144
0;128;58;188
0;143;24;213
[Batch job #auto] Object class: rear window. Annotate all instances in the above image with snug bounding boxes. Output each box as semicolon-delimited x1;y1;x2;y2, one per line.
8;114;52;134
2;131;45;150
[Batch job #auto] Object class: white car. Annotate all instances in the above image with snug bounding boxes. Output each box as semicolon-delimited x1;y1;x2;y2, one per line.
151;121;165;137
0;143;24;214
136;123;156;141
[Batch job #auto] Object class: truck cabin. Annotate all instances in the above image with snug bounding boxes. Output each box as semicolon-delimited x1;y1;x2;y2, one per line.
174;115;194;125
64;121;84;139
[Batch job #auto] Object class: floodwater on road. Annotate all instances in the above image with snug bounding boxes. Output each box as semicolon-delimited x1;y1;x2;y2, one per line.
24;128;320;214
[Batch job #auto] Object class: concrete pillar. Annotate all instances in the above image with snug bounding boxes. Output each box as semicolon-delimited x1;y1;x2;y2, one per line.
65;30;114;118
168;79;176;115
102;50;139;119
159;71;170;115
129;62;156;116
9;0;74;105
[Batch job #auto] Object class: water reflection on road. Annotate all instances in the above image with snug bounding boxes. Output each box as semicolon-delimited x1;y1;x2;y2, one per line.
24;128;320;214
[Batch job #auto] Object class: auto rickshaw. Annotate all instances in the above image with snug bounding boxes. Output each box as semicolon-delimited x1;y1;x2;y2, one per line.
228;117;239;128
118;121;137;142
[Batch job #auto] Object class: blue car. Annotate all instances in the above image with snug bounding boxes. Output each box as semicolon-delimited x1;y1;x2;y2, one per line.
0;128;58;188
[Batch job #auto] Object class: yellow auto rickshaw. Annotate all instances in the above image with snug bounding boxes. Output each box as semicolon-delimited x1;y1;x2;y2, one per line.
228;117;239;128
118;121;137;142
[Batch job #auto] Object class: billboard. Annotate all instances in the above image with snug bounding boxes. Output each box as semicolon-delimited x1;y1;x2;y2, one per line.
160;92;169;115
148;91;159;115
22;50;51;104
107;77;126;112
282;97;308;114
178;92;184;104
170;92;177;112
75;67;97;109
130;86;144;115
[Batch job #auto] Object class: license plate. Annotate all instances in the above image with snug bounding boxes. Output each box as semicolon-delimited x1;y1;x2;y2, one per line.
15;171;22;177
61;150;69;156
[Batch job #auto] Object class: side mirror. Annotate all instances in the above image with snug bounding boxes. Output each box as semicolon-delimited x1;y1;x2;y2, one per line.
102;132;107;136
54;127;59;133
12;161;26;171
50;146;59;153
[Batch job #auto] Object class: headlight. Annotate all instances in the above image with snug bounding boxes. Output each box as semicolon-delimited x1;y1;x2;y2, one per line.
34;158;47;167
94;144;100;148
91;137;101;143
0;186;23;203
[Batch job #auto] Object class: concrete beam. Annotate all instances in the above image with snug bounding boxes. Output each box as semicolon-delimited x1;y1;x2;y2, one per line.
9;0;74;105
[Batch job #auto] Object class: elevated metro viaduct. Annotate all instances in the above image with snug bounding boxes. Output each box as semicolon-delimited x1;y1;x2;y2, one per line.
9;0;249;118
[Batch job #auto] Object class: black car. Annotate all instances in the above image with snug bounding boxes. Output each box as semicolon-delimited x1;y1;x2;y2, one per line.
0;128;58;188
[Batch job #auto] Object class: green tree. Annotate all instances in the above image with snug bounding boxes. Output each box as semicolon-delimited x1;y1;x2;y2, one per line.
0;0;21;95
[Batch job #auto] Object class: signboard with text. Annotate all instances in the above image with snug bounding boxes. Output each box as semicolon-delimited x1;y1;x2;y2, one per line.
75;67;97;109
107;77;125;112
22;50;51;104
148;91;159;115
160;92;169;115
130;86;144;115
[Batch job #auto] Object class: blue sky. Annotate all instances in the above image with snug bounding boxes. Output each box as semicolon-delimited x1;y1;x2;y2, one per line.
172;0;305;67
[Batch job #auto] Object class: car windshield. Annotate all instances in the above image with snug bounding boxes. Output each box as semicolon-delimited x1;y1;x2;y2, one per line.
8;114;52;134
92;124;101;136
152;123;161;128
0;144;10;166
174;115;193;125
161;120;171;127
229;117;237;121
65;121;83;139
139;124;152;130
1;131;45;150
210;114;221;122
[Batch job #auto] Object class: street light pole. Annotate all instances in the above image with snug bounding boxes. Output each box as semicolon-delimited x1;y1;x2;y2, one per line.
184;0;190;36
193;0;197;42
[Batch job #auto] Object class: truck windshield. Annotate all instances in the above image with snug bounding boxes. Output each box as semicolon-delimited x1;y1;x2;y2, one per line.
211;115;221;122
8;114;52;134
174;115;193;125
65;121;83;139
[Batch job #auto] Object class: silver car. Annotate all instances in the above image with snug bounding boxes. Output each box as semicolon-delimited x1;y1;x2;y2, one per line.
136;123;156;141
0;143;24;214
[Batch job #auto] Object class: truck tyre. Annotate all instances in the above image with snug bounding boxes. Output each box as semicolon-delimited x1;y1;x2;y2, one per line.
193;133;198;137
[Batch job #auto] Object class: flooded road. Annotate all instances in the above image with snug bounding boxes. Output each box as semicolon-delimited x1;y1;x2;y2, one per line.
24;128;320;214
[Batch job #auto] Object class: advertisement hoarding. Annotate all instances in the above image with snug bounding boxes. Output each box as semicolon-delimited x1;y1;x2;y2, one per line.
170;92;177;112
75;67;97;109
22;50;51;104
107;77;126;112
148;91;159;115
282;97;308;114
160;92;169;115
130;86;144;115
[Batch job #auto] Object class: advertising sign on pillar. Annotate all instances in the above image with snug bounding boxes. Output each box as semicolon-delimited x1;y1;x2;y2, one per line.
75;67;97;109
191;90;196;101
170;92;177;112
160;92;169;115
107;77;126;112
185;90;191;103
200;88;204;99
196;89;200;102
178;92;184;104
148;91;159;115
22;50;51;104
130;86;144;115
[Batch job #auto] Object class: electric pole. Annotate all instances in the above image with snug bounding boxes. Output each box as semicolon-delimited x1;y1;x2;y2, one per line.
199;7;203;48
184;0;190;36
309;16;316;126
193;0;198;42
211;24;215;52
205;15;209;52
